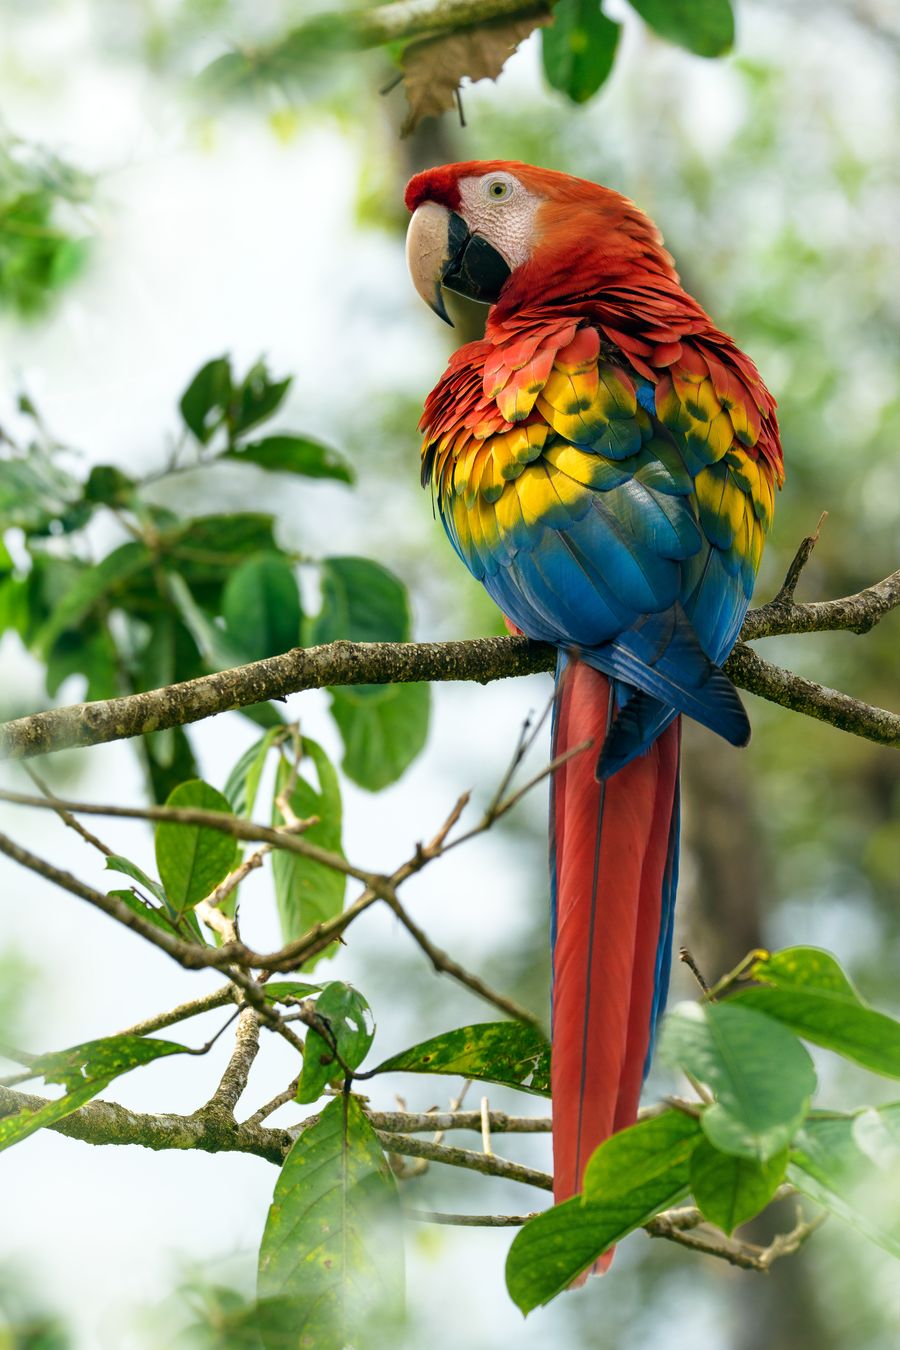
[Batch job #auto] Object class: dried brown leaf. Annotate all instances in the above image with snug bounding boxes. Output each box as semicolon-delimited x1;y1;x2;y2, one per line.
400;10;551;136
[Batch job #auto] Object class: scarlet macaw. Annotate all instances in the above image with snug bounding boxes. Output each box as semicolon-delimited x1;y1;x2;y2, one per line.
404;162;783;1222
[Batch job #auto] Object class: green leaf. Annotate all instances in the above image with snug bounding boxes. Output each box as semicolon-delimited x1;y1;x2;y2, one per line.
311;557;430;788
271;743;346;960
311;556;411;645
789;1108;900;1257
105;854;167;905
0;1035;188;1151
32;542;151;655
154;779;238;912
228;361;291;438
733;946;900;1079
373;1021;550;1096
542;0;621;103
660;1002;816;1160
83;464;136;506
690;1138;788;1235
257;1095;404;1349
45;626;119;703
110;889;205;943
329;681;430;791
628;0;734;58
166;572;248;671
263;980;324;1005
180;356;233;443
507;1111;702;1311
223;434;353;483
296;983;375;1103
222;552;302;661
164;512;278;573
223;727;285;817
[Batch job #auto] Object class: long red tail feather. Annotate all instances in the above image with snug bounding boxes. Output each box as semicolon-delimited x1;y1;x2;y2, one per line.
550;660;680;1220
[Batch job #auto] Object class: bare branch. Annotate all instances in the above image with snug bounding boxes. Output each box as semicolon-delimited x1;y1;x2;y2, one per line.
0;1082;289;1165
198;1008;260;1115
725;643;900;747
376;1130;553;1191
742;565;900;639
0;559;896;762
119;986;237;1037
0;636;554;760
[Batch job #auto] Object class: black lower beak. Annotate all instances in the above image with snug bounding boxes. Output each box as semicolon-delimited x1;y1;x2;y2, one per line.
441;211;511;307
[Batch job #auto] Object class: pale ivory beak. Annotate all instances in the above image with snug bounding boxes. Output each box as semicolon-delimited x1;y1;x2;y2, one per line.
405;200;454;325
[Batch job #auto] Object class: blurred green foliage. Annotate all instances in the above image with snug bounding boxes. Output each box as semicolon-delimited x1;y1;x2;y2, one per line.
0;139;92;316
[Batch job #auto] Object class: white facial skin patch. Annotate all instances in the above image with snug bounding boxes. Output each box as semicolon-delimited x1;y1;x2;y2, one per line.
457;172;543;271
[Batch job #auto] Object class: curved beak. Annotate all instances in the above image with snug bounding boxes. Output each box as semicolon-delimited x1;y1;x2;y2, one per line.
406;201;511;327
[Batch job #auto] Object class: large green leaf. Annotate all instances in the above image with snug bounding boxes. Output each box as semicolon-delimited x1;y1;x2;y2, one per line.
329;681;430;791
296;983;375;1103
733;946;900;1078
271;743;346;960
690;1138;788;1235
789;1107;900;1257
179;356;232;443
257;1095;404;1349
507;1111;702;1311
374;1021;550;1096
0;1035;188;1151
628;0;734;57
154;779;238;912
222;552;302;661
660;1001;816;1160
542;0;621;103
311;556;410;646
223;434;352;483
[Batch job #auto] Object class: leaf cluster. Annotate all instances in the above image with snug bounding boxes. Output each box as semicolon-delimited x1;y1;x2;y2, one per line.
0;356;430;802
6;943;900;1347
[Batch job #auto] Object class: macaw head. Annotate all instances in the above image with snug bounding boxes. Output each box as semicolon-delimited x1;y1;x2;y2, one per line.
404;160;678;325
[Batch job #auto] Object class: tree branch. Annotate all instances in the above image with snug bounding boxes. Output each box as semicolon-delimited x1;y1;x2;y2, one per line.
725;643;900;746
274;0;553;51
0;1082;290;1165
0;562;897;762
376;1130;554;1191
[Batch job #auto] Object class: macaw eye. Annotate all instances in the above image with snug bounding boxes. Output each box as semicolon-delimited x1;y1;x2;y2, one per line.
485;178;512;201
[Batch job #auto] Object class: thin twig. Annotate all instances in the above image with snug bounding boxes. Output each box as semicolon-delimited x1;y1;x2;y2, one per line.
405;1209;537;1226
23;764;113;857
118;986;237;1037
378;890;542;1030
245;1077;301;1126
679;946;711;997
480;1095;493;1155
375;1130;553;1191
